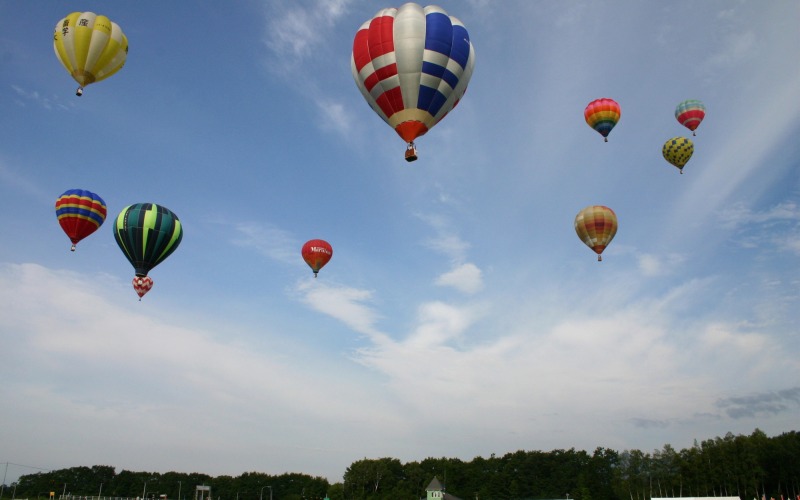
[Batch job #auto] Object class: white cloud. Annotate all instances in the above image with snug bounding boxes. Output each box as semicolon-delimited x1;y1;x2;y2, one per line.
424;232;470;259
11;84;46;108
700;322;768;354
715;201;800;255
718;201;800;228
637;252;687;277
297;280;388;342
0;263;400;481
405;301;474;348
314;97;359;140
435;262;483;293
260;1;363;143
3;242;800;482
416;212;472;263
263;0;353;67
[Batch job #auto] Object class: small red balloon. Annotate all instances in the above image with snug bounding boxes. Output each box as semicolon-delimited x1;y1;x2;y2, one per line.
301;239;333;277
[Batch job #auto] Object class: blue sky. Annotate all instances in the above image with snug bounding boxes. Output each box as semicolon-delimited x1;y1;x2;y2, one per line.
1;0;799;485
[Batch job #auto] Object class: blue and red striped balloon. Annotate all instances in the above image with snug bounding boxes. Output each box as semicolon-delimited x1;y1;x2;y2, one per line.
55;188;107;251
351;3;476;159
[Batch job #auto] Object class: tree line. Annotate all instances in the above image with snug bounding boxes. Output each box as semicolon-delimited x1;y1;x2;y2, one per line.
3;429;798;500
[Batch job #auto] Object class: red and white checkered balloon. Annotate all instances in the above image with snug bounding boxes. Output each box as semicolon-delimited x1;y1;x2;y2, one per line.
132;276;153;300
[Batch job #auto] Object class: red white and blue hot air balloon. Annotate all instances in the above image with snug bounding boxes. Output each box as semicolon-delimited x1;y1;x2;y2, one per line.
351;3;476;161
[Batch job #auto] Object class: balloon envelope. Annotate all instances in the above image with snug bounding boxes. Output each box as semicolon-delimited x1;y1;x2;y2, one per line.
575;205;618;261
351;3;476;150
675;99;705;135
302;239;333;277
113;203;183;277
53;12;128;95
133;276;154;300
585;98;620;141
662;136;694;173
55;189;107;251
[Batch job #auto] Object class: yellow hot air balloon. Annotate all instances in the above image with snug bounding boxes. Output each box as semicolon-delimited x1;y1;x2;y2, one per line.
53;12;128;96
662;136;694;174
575;205;618;262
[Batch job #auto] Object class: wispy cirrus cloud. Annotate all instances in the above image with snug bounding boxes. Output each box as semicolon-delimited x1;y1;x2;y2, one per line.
637;252;687;277
716;201;800;254
231;221;297;263
11;84;70;111
718;201;800;228
262;0;353;70
260;1;362;142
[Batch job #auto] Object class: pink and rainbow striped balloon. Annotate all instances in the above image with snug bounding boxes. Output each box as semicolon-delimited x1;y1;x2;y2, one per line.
584;98;621;142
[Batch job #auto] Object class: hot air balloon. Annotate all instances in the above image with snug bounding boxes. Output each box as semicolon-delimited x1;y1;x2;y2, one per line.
302;239;333;277
662;136;694;174
675;99;705;136
351;3;476;162
585;98;620;142
133;276;153;301
575;205;618;261
113;203;183;298
55;189;107;251
53;12;128;96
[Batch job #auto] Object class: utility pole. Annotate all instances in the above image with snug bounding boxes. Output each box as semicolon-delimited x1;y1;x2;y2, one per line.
1;462;8;500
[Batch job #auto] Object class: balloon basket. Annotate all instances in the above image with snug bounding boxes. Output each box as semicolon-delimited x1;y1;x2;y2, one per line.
405;144;418;162
76;87;83;96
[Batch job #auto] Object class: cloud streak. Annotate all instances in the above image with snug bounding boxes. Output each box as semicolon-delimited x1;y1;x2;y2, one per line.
262;0;353;73
232;221;298;264
717;387;800;419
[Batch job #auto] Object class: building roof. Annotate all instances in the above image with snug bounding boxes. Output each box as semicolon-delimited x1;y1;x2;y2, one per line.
425;477;462;500
426;477;444;491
